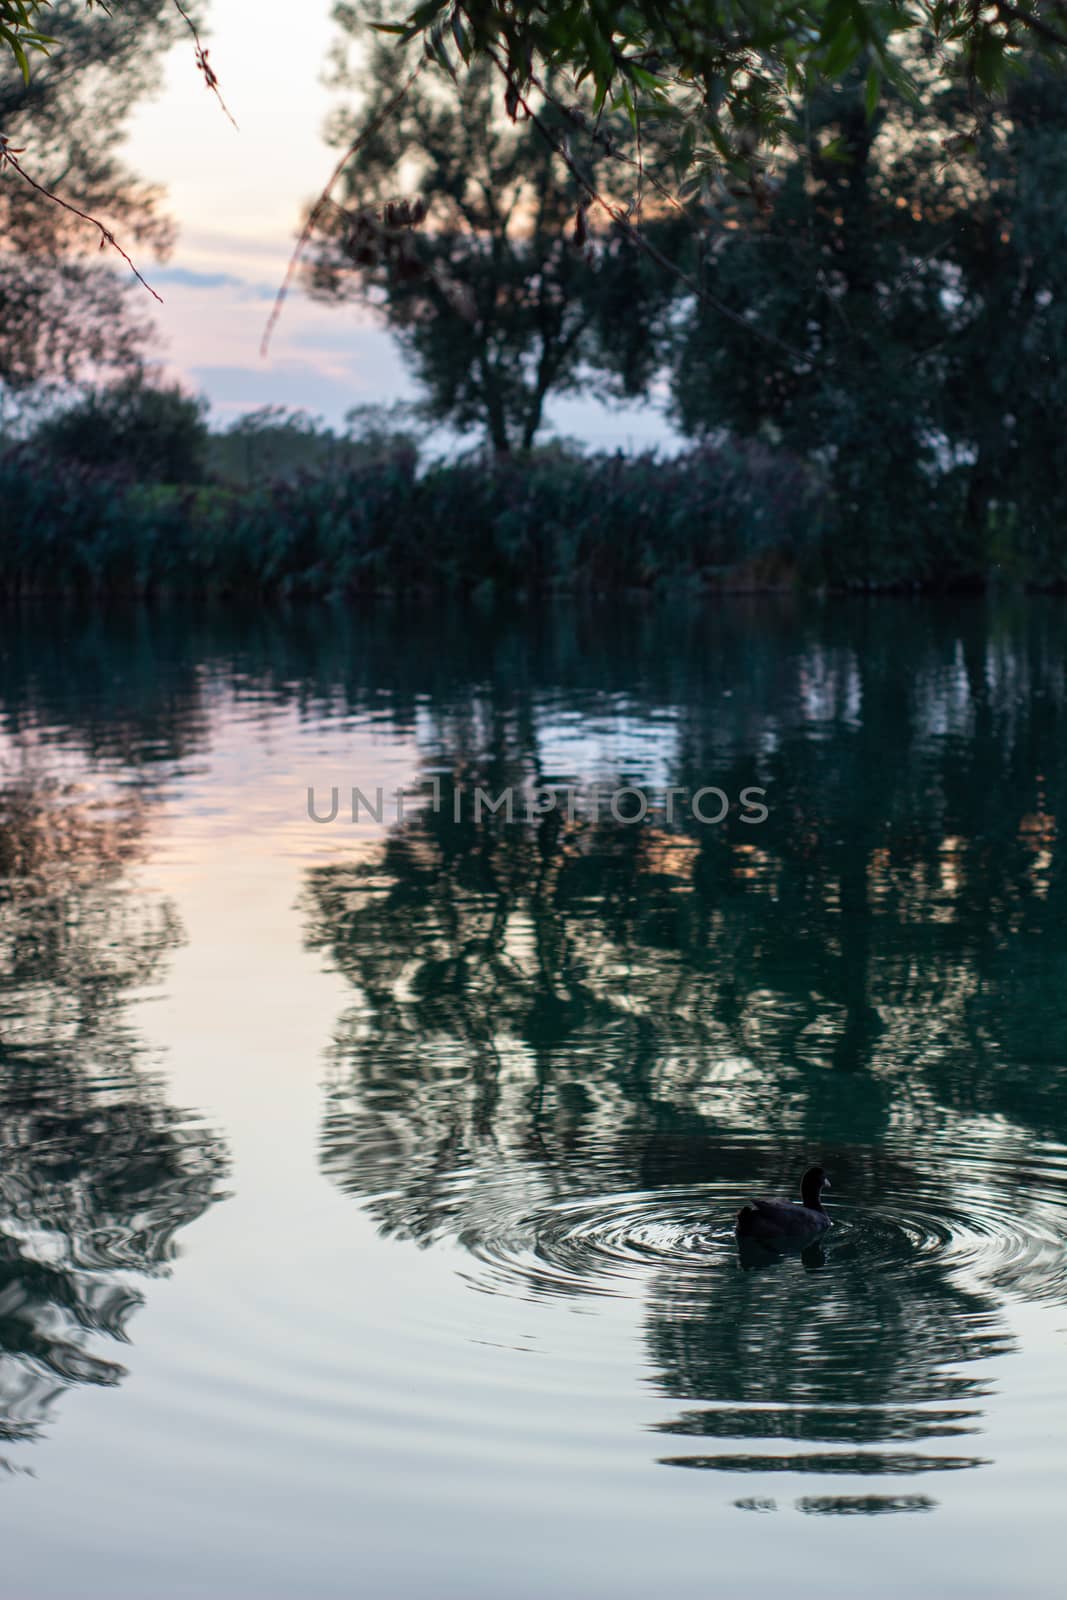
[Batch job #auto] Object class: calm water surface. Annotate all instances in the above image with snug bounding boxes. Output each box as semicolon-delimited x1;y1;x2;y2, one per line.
0;600;1065;1597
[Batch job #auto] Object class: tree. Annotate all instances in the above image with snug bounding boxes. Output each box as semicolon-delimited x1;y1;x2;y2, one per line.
33;374;210;481
8;2;1067;371
669;58;1067;576
0;1;179;404
310;20;681;453
936;67;1067;555
1;2;209;86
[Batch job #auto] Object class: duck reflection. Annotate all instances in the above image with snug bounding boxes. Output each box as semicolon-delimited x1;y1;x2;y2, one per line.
0;765;227;1462
736;1237;827;1272
303;604;1067;1511
644;1168;1003;1496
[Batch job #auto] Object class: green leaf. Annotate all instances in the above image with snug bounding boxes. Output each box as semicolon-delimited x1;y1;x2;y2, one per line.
865;65;881;120
450;8;470;63
411;0;450;26
627;64;664;94
821;22;859;79
425;21;456;79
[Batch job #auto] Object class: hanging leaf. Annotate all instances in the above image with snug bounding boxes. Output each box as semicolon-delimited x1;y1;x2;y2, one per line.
450;8;470;63
865;65;881;120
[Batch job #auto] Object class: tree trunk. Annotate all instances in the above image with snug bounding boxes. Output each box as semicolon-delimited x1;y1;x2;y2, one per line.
478;352;511;455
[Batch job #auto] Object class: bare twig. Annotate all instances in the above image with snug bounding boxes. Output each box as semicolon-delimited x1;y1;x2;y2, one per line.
261;58;424;357
172;0;239;130
0;0;233;305
0;136;162;301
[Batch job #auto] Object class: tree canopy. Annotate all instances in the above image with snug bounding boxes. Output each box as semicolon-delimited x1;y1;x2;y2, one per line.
379;1;1067;184
0;1;117;79
308;1;1067;554
311;24;683;450
1;2;199;79
0;0;178;402
7;4;1067;171
670;55;1067;564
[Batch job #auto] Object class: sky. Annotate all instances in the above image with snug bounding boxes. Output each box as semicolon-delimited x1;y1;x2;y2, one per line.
125;0;680;449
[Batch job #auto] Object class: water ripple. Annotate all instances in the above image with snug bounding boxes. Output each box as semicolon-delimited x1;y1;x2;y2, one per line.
454;1142;1067;1310
459;1189;728;1302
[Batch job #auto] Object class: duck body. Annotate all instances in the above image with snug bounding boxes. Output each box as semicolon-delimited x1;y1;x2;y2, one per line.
735;1165;832;1250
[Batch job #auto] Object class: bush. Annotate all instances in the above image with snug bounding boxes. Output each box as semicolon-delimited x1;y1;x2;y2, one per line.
42;428;1067;598
32;377;210;484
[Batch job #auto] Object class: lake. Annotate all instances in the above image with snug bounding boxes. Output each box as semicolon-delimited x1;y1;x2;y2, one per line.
0;598;1064;1597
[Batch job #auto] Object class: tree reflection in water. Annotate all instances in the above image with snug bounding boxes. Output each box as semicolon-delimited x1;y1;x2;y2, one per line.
303;602;1067;1512
0;764;227;1464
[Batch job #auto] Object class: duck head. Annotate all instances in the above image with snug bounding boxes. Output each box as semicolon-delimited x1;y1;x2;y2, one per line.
800;1165;831;1209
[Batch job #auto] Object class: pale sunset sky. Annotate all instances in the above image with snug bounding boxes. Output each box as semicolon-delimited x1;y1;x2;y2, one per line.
126;0;678;447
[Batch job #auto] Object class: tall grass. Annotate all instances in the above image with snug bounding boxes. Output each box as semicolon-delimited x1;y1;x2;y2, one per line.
4;439;1031;598
0;441;830;599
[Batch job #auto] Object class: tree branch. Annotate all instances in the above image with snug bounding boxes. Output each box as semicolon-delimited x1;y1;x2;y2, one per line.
0;136;162;302
171;0;239;130
261;59;424;357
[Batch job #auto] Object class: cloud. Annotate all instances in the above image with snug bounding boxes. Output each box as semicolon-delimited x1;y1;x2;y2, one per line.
145;248;681;448
152;266;278;300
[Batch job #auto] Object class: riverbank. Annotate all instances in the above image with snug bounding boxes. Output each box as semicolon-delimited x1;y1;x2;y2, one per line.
0;445;1052;598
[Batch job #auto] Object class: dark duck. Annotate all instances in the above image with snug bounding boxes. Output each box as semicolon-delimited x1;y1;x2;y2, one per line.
735;1165;832;1250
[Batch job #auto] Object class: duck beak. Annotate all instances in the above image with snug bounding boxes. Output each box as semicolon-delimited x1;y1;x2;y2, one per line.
823;1176;831;1190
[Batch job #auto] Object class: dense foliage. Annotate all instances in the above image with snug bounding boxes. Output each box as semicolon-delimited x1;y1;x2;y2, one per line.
0;442;826;599
0;0;178;400
1;1;166;76
672;62;1067;581
312;30;680;452
33;375;210;481
207;403;421;487
382;1;1067;183
9;3;1067;153
313;12;1067;569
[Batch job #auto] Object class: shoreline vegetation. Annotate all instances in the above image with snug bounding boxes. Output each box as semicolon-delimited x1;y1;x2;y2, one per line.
0;438;1057;601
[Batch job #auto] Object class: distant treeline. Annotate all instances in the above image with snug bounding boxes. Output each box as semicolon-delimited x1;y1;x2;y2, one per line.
0;435;1057;599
